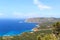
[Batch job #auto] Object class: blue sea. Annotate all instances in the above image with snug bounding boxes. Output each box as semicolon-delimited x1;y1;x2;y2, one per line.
0;19;37;36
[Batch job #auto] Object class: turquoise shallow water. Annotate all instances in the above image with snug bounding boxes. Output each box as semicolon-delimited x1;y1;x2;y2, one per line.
0;19;37;36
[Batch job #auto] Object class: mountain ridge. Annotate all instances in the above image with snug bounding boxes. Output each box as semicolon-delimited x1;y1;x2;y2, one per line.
25;17;60;23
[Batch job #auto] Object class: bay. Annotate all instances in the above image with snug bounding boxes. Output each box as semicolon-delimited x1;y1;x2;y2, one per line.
0;19;37;36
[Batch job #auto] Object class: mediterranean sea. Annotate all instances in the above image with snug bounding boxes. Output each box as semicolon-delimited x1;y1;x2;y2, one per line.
0;19;37;36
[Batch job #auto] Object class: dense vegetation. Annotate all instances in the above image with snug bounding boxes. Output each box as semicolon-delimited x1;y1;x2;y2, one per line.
0;22;60;40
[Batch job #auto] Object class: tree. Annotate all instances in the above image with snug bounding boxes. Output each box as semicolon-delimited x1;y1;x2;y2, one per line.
52;22;60;35
37;35;41;40
52;22;60;40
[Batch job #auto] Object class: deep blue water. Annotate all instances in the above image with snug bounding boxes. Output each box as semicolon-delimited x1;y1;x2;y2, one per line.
0;19;37;36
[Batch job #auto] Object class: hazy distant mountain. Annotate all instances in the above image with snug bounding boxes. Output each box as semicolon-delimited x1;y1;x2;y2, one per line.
25;17;60;23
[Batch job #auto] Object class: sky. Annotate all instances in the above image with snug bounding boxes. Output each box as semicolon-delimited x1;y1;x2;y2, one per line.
0;0;60;19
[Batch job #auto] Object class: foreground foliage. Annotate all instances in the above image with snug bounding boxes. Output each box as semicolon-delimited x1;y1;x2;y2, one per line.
0;33;59;40
37;34;58;40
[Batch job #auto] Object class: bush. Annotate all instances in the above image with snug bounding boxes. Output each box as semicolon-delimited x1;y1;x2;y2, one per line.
37;34;58;40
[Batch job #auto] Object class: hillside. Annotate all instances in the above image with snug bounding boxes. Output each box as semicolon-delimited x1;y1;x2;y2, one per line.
25;17;60;23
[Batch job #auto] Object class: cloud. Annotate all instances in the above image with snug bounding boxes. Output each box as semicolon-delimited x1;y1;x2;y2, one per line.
0;13;9;18
33;0;52;10
12;12;40;18
0;12;40;19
